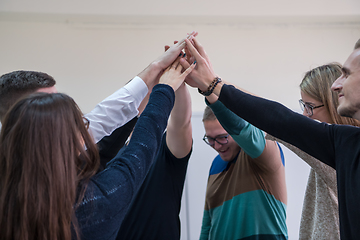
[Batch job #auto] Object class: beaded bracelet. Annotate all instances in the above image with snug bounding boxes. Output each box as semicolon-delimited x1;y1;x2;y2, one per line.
198;77;222;96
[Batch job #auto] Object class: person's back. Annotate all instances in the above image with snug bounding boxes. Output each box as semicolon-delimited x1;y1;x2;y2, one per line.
0;36;196;240
0;88;176;240
116;133;191;239
0;93;99;240
116;82;193;240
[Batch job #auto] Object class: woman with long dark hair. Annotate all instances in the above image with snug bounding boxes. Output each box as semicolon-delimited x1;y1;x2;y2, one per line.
0;52;195;240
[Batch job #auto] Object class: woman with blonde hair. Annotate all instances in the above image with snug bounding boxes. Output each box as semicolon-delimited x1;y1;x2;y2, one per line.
269;63;360;239
0;52;195;240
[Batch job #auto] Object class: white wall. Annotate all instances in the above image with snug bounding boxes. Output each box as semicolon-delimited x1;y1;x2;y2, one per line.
1;3;359;239
0;14;359;113
1;0;360;15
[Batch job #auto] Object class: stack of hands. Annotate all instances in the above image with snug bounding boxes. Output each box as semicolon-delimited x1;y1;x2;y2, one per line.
157;31;223;96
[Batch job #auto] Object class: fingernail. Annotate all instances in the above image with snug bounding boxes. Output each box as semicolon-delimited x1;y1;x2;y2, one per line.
183;53;186;57
193;60;197;64
179;52;182;56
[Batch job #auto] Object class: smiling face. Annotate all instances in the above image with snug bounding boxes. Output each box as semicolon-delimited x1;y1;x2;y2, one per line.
331;49;360;120
203;119;240;162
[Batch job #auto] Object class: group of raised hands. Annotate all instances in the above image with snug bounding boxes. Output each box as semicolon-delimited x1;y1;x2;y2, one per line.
157;31;223;96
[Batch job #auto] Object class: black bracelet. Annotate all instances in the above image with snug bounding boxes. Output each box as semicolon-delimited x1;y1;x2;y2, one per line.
198;77;222;96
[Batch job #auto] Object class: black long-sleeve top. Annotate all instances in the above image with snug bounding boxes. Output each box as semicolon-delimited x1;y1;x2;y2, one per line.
218;84;360;240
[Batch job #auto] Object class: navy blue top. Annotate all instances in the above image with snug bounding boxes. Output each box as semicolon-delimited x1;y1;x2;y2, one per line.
116;132;191;240
74;84;175;240
219;84;360;239
97;116;138;171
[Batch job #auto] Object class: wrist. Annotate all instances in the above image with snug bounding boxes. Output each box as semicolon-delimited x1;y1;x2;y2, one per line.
212;81;224;96
198;76;216;92
138;62;162;89
198;77;222;96
205;93;218;104
149;61;163;72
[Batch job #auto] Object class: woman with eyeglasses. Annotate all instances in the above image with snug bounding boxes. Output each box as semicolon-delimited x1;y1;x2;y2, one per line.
271;63;360;239
0;51;195;239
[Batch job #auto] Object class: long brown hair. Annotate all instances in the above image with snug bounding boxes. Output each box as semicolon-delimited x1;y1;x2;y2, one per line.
0;93;99;240
300;63;360;126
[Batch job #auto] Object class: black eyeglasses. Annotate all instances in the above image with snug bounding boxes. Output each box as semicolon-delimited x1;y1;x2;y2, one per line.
83;117;90;129
203;134;229;146
299;99;324;117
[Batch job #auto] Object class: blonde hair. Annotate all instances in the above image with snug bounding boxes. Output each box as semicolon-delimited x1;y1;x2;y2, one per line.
202;105;217;122
300;63;360;126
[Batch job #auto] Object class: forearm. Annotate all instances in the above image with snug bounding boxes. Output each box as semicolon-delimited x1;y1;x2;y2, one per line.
78;85;175;238
137;62;162;91
168;83;192;129
85;76;148;143
105;84;175;189
166;83;192;158
97;116;138;170
218;84;335;165
207;99;265;158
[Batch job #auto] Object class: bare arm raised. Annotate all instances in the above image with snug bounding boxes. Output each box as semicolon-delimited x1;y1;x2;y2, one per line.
166;82;192;158
85;32;198;143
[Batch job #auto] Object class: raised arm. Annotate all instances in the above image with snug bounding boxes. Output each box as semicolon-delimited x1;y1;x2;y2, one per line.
217;86;335;168
205;94;265;159
166;82;193;158
206;94;283;171
85;76;147;143
96;116;138;170
77;53;195;239
183;37;336;168
78;84;175;239
85;32;198;143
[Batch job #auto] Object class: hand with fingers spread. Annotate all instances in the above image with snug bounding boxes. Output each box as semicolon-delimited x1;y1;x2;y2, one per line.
164;31;198;61
159;56;196;91
180;38;222;95
164;38;196;83
155;31;198;69
137;31;198;92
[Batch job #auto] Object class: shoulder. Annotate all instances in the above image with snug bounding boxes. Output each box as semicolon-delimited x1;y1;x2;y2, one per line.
209;155;229;175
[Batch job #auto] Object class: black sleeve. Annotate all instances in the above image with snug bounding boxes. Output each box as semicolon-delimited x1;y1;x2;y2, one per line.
218;84;336;168
96;116;138;171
